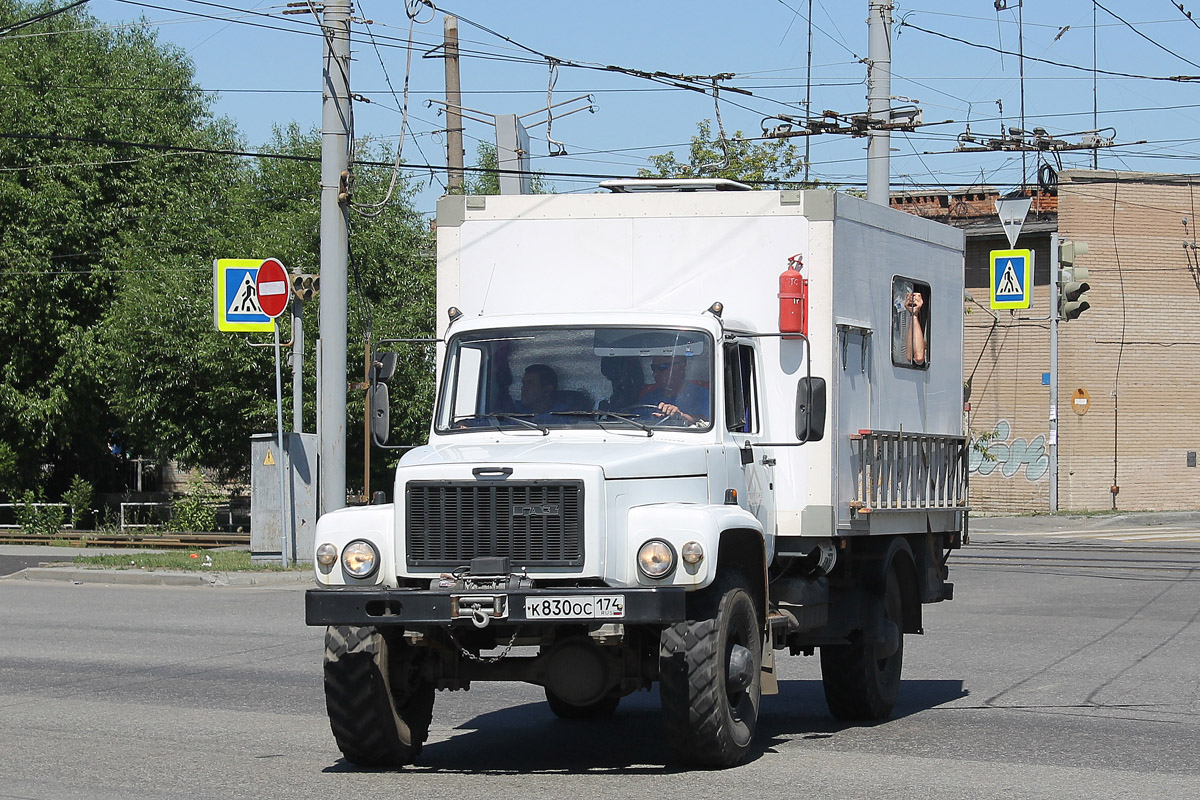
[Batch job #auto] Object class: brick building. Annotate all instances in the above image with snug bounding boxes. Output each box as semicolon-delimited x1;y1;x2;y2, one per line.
893;170;1200;512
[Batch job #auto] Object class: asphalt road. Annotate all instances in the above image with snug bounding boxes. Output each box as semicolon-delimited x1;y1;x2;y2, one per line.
1;537;1197;799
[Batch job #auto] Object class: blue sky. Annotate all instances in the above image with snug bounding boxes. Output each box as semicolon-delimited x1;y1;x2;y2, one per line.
83;0;1200;213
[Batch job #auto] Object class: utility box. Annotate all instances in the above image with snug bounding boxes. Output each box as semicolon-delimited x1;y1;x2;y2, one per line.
251;432;318;564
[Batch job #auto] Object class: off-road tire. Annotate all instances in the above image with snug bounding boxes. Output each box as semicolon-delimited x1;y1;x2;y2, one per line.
544;687;621;719
820;566;904;721
323;625;435;767
659;573;762;768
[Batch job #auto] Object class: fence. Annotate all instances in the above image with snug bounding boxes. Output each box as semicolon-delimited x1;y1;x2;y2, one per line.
118;502;172;531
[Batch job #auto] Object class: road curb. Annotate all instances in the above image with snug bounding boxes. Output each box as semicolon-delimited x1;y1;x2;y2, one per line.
2;567;315;587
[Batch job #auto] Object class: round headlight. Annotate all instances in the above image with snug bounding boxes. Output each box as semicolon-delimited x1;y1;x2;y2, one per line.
341;540;379;579
315;543;338;567
681;541;704;566
637;539;676;579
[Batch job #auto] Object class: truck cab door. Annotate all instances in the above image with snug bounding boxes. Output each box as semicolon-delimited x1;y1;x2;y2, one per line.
724;341;776;546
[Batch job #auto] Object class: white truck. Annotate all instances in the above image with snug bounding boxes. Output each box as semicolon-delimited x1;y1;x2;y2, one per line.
305;181;968;769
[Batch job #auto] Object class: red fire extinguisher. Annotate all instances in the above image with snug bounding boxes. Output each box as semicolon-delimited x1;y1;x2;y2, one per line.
779;253;808;337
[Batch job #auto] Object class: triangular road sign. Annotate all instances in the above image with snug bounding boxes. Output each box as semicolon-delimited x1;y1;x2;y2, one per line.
995;195;1033;249
229;275;261;315
997;260;1022;297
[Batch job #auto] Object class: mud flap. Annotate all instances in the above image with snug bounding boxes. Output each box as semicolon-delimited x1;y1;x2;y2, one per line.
761;626;779;696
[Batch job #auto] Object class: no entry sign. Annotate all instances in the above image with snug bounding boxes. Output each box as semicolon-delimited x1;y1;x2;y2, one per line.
255;258;290;319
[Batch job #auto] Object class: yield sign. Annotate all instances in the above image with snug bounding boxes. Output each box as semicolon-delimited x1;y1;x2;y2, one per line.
995;195;1033;249
255;258;290;319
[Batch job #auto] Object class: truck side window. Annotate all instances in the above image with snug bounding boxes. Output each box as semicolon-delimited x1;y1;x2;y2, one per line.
723;343;758;433
891;276;931;369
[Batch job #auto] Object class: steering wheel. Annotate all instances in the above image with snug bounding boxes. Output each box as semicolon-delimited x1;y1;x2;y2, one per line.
626;403;681;426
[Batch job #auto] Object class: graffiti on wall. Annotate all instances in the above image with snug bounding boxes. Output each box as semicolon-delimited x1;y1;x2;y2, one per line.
970;419;1048;482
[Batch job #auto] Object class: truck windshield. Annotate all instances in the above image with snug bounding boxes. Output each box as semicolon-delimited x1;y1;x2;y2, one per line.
436;326;714;433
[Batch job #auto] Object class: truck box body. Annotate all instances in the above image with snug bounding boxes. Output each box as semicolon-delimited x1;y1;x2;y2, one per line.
434;188;965;540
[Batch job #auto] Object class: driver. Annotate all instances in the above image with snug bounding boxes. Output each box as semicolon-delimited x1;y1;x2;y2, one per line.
639;356;708;424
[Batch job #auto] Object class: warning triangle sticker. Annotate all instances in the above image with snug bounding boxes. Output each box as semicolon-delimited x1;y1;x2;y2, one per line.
263;448;275;466
229;275;261;315
997;260;1022;297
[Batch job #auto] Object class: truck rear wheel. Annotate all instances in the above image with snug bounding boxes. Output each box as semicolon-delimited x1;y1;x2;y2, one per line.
820;566;904;721
544;687;620;719
323;625;435;767
659;573;762;768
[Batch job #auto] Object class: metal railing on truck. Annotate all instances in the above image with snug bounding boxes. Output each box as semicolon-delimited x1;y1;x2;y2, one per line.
849;429;968;513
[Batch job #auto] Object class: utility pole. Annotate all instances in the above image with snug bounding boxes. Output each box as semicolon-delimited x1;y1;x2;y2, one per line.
866;0;893;205
444;15;464;193
1049;232;1060;512
318;0;351;515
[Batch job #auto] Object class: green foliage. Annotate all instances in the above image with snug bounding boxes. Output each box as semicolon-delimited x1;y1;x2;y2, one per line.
0;3;436;495
463;142;551;195
169;477;223;533
62;475;94;528
639;120;811;188
15;490;65;536
970;427;1000;463
0;0;239;491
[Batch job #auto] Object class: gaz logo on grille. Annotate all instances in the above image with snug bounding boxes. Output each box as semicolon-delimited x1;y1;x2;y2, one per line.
512;504;561;517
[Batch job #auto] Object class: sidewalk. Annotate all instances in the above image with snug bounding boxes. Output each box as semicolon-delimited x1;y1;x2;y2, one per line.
970;510;1200;539
5;510;1200;587
0;544;314;587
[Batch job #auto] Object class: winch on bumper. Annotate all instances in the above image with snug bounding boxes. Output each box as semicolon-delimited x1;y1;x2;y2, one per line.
306;584;687;629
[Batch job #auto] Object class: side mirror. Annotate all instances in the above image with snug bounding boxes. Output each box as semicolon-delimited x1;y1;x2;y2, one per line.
371;383;390;445
796;377;826;443
371;351;397;384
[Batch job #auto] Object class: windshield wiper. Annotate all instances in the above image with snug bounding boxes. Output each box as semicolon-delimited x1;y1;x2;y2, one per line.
457;412;549;435
550;410;654;437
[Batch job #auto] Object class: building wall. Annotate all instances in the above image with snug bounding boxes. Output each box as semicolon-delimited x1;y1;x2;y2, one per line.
1056;170;1200;511
963;231;1055;513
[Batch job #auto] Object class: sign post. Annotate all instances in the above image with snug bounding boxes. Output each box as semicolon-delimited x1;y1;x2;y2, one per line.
257;259;292;566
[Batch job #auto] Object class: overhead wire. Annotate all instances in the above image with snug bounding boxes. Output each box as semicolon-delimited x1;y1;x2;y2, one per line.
1094;1;1200;71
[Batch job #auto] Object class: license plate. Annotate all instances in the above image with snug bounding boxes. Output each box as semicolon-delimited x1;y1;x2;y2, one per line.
524;595;625;620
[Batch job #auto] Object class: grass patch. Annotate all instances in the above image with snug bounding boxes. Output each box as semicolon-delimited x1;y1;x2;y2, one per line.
72;550;307;572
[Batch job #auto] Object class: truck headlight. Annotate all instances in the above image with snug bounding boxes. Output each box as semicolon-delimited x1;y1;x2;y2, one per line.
637;539;676;579
341;540;379;579
315;543;338;567
681;541;704;566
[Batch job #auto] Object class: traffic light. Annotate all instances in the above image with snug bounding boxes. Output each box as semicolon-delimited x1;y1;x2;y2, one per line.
291;273;320;301
1058;239;1091;321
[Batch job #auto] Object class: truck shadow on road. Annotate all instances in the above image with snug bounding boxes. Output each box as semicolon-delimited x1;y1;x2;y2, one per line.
324;678;967;774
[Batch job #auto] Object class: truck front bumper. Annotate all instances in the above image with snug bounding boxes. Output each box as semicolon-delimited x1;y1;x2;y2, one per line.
306;586;688;628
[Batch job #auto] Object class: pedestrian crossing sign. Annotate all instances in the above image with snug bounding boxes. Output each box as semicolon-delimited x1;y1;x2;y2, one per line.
990;249;1033;310
214;259;276;333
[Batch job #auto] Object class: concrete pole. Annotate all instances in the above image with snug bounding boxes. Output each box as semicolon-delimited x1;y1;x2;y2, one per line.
866;0;892;205
1049;233;1060;512
444;16;465;193
318;0;351;514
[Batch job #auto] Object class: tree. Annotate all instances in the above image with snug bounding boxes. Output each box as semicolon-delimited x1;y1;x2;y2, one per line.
640;120;811;188
0;0;240;496
100;124;435;488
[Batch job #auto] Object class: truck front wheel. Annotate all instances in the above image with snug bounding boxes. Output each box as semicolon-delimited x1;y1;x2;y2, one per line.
323;625;435;767
819;565;904;721
659;573;762;768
